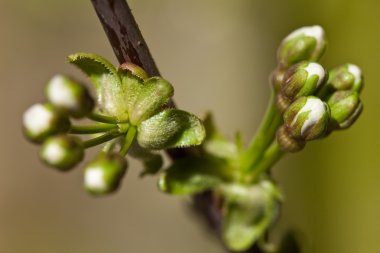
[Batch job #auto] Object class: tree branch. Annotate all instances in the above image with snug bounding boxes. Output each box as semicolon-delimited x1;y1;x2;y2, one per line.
90;1;263;252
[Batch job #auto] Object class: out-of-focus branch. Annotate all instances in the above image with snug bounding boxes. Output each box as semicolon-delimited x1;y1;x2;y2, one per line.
90;1;263;252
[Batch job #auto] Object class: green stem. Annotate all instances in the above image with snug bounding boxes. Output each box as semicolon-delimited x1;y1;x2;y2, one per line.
88;112;125;124
120;126;137;156
248;141;284;182
83;130;123;149
69;124;118;134
241;91;282;172
102;137;122;153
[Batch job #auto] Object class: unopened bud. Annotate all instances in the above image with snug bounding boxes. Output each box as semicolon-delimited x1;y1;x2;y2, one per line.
46;75;94;118
277;61;327;112
84;153;128;195
283;96;330;141
277;25;326;68
40;135;84;171
327;64;363;93
119;62;148;80
327;91;363;129
23;103;71;143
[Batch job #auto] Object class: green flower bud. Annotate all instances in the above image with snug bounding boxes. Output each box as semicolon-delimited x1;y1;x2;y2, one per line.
22;103;71;143
327;91;363;129
119;62;149;80
277;61;327;112
40;135;84;171
327;64;363;93
46;75;94;118
283;96;330;141
277;25;326;67
84;153;128;195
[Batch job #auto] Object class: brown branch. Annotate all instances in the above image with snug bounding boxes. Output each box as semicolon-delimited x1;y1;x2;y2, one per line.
90;1;263;252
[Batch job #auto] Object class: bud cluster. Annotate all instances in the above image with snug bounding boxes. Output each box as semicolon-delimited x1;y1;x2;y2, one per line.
272;26;364;152
22;74;128;194
23;53;205;196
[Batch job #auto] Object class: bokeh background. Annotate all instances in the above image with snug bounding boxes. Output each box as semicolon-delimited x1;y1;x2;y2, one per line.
1;0;379;252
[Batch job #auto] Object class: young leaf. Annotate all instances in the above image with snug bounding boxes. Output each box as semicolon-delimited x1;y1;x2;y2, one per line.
68;53;129;121
128;77;174;125
158;157;223;195
137;109;205;149
221;182;280;251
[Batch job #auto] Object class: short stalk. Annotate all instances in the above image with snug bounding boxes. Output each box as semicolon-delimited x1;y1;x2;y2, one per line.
83;130;123;149
247;141;284;183
70;124;118;134
241;90;282;172
88;112;125;124
120;126;137;156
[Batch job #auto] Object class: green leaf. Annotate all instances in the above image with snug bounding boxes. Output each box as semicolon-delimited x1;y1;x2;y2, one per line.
158;157;223;195
128;77;174;125
137;109;205;149
221;182;280;251
68;53;129;121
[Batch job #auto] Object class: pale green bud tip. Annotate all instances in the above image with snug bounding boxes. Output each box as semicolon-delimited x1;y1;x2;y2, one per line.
46;75;94;118
328;64;363;92
22;103;70;143
328;91;362;129
40;135;84;171
280;61;326;105
278;25;326;67
84;153;128;196
284;96;330;140
119;62;149;80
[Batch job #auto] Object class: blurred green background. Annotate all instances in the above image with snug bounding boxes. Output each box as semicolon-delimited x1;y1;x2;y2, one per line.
1;0;379;252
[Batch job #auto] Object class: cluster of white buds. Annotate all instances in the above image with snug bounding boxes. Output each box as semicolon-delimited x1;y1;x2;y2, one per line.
23;75;94;169
272;26;364;152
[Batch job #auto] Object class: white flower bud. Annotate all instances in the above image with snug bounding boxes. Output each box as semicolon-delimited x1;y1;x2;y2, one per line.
23;103;70;143
277;25;327;67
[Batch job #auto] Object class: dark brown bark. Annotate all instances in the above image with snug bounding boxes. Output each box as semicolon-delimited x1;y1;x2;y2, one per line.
90;1;264;252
